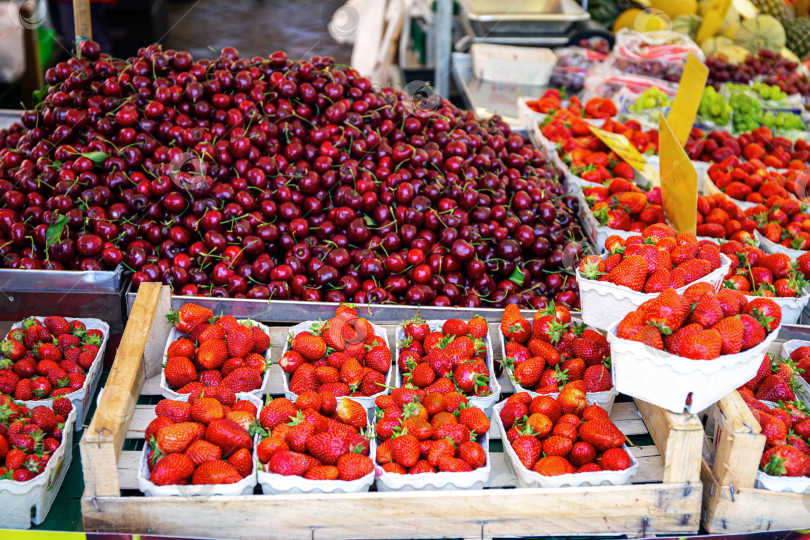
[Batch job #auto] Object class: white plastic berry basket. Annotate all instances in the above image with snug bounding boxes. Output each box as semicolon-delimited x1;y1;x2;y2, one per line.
160;319;273;402
256;438;376;495
576;253;731;331
496;327;618;414
606;320;781;414
280;320;392;410
373;430;491;491
0;406;75;529
393;320;501;418
137;394;262;497
15;316;109;432
755;469;810;493
493;399;638;488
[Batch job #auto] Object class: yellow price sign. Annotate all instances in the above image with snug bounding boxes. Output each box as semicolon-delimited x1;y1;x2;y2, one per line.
588;125;659;184
666;53;709;147
659;112;697;234
0;533;86;540
696;0;733;44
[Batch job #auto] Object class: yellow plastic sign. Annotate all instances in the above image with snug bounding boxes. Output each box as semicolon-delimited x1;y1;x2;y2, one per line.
0;533;85;540
659;112;697;234
588;125;659;184
696;0;733;44
666;53;709;147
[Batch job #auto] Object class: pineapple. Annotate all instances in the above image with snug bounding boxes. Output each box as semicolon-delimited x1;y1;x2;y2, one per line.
751;0;791;22
784;17;810;59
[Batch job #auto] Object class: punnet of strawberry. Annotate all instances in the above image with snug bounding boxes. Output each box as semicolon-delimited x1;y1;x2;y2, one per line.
499;303;613;405
0;395;73;482
374;388;489;478
583;180;666;233
497;392;636;483
696;194;758;244
0;316;104;401
527;91;617;120
143;390;259;488
784;342;810;390
737;367;810;483
164;303;270;396
578;225;728;294
614;285;780;359
255;395;373;485
396;316;496;400
280;304;391;401
706;158;792;205
750;196;810;252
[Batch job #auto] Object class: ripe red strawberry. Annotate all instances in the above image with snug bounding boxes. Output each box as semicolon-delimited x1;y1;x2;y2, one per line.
466;316;489;340
742;298;782;333
259;398;297;430
164;356;197;389
576;419;623;454
192;461;242;485
291;332;326;361
583;365;612;392
250;326;270;354
442;319;469;337
43;316;70;337
601;447;632;470
51;396;72;417
360;370;386;396
511;435;542;470
34;343;61;362
167;304;213;334
227;447;254;477
267;450;310;476
167;339;196;359
184;439;223;466
755;375;796;402
533;455;575;476
499;401;528;429
198;325;226;343
365;345;391;374
457;405;490;435
226;325;254;358
605;255;648;291
205;418;253;458
409;362;436;388
336;397;367;429
678;329;722;359
154;422;200;454
391;432;421;467
150;453;195;485
221;367;263;393
688;294;724;328
337;452;374;481
761;445;810;477
155;399;192;422
740;314;767;350
711;317;744;355
13;379;33;401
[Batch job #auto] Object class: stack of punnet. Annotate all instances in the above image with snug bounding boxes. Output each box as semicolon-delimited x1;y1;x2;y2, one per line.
575;224;731;331
571;221;783;414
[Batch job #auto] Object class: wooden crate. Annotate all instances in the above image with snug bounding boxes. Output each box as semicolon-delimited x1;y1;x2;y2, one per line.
81;283;703;539
702;390;810;533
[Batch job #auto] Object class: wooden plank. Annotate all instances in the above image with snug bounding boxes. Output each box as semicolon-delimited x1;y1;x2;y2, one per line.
72;0;92;41
81;283;164;498
83;481;699;539
713;391;765;489
634;399;703;484
701;460;810;533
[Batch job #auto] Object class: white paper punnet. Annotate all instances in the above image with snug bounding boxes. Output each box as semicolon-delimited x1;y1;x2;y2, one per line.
577;253;732;331
755;470;810;493
0;407;75;529
493;400;638;488
281;320;392;410
393;320;501;418
497;328;618;414
779;340;810;401
160;319;273;401
257;439;375;495
138;394;262;497
373;431;491;491
15;317;109;432
607;321;780;414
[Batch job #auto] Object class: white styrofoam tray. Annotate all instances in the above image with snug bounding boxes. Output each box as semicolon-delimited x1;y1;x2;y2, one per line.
497;327;618;414
15;317;109;432
493;399;638;488
138;394;262;497
281;320;392;409
393;320;501;418
471;44;556;85
0;407;76;529
755;230;807;260
373;430;491;492
160;319;273;401
607;320;780;414
576;253;731;331
257;437;375;495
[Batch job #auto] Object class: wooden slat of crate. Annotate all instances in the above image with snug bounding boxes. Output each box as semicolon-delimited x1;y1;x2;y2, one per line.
82;283;703;539
701;390;810;533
